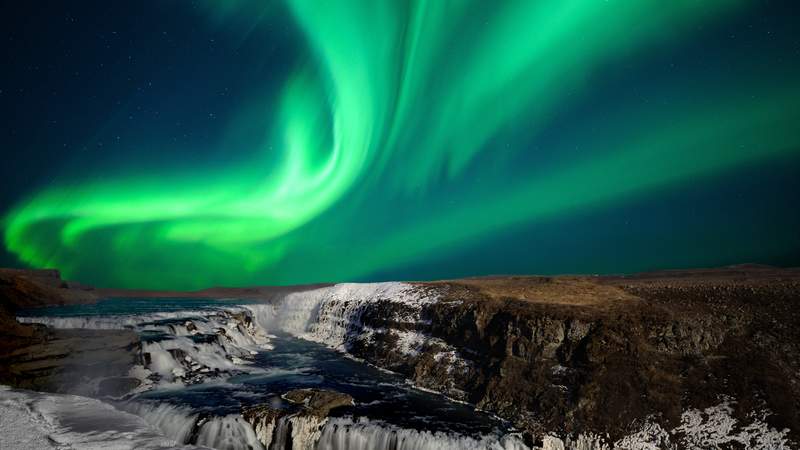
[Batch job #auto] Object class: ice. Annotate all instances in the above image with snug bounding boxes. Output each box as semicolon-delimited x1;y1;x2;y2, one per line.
15;287;794;450
0;385;204;449
119;401;199;444
0;392;58;449
194;414;263;450
244;282;440;352
21;308;273;387
313;416;529;450
541;400;796;450
673;400;793;449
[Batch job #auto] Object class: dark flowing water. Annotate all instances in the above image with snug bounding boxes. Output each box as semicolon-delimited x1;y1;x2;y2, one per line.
139;332;507;436
18;297;526;449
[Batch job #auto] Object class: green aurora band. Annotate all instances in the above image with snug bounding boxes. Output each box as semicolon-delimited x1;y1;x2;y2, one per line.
4;0;800;288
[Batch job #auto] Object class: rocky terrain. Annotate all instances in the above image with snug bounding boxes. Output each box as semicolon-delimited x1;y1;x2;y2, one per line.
243;388;355;449
332;266;800;447
0;268;96;337
0;269;140;395
0;279;148;450
1;265;799;449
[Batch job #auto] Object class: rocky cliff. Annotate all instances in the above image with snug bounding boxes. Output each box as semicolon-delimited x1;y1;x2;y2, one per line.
0;269;139;396
284;268;800;447
2;266;798;448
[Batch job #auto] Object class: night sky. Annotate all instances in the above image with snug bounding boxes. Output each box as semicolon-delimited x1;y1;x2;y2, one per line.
2;1;799;289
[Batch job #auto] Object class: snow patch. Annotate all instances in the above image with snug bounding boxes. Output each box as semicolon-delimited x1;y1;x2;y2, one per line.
673;400;793;449
245;282;439;351
541;400;794;450
0;385;202;449
21;308;274;388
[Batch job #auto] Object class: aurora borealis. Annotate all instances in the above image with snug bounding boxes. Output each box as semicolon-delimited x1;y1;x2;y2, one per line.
2;1;799;289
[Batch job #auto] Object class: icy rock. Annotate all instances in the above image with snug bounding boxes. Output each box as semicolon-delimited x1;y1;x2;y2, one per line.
242;388;354;449
283;388;355;418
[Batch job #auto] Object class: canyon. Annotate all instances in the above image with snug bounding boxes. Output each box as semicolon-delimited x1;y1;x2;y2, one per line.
1;265;798;449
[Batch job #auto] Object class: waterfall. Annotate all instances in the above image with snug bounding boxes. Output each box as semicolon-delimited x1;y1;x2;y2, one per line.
20;308;274;387
17;313;171;329
313;417;529;450
119;401;200;444
14;284;543;450
194;414;264;450
0;386;192;449
245;282;439;351
121;401;265;450
247;414;529;450
268;416;292;450
11;284;796;450
19;282;439;379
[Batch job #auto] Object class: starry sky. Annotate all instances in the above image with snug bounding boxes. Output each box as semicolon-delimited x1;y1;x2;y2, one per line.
1;1;799;289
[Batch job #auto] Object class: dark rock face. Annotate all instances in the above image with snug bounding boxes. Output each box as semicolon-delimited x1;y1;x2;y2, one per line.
0;269;140;397
242;403;286;449
0;268;98;349
0;268;97;309
0;269;98;364
0;327;141;396
242;388;354;448
2;265;798;446
242;403;287;429
283;388;355;418
340;271;800;444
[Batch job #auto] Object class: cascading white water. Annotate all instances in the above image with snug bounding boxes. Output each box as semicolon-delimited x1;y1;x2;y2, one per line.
19;283;442;388
20;308;274;387
11;284;796;450
194;415;264;450
18;313;177;329
119;401;200;444
245;282;470;399
268;416;292;450
249;414;530;450
120;401;266;450
313;417;529;450
245;282;441;353
0;386;203;450
14;284;541;450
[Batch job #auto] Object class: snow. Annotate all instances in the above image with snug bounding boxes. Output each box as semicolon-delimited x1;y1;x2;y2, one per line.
14;285;797;450
541;400;795;450
0;385;204;449
244;282;439;351
614;421;671;449
395;330;432;357
0;393;57;449
21;308;273;387
673;400;793;449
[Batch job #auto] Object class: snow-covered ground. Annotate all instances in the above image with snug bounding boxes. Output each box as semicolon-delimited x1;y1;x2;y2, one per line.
3;384;790;450
0;385;205;449
12;282;796;450
245;282;439;351
19;308;274;388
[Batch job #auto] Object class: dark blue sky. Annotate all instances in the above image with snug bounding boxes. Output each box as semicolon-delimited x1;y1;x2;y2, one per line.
1;1;799;287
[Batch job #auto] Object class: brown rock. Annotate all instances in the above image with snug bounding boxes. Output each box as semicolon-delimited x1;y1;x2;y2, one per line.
340;268;800;443
283;388;355;418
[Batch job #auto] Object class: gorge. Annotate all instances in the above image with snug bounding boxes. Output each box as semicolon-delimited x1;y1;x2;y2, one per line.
1;266;798;449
